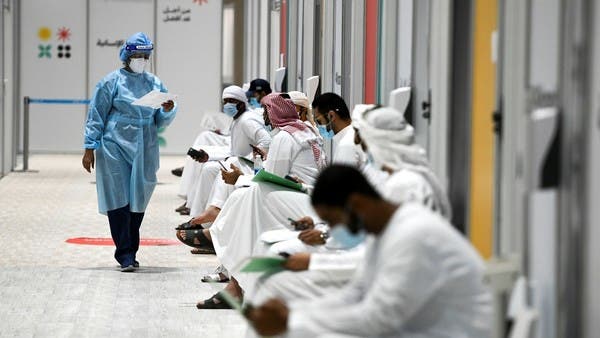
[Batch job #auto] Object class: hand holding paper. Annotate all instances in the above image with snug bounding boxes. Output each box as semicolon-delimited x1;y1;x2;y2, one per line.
132;90;178;109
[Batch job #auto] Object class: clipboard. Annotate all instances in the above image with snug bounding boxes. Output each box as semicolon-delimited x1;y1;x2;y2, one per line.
252;169;305;192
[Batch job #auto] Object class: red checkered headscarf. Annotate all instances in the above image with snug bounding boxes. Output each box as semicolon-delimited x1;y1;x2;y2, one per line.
261;93;326;168
261;93;308;133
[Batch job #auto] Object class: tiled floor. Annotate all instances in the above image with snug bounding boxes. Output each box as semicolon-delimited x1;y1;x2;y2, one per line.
0;155;246;338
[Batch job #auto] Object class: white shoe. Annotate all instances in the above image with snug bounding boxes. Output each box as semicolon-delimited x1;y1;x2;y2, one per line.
120;264;135;272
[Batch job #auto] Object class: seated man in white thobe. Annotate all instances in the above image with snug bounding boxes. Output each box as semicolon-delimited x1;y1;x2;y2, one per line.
246;105;452;325
312;92;362;166
174;86;271;240
193;93;327;308
246;165;492;338
193;93;361;283
176;115;231;215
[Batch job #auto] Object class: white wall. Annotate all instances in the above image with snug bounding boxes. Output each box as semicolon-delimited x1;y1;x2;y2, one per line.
88;0;154;97
20;0;223;154
21;0;87;153
155;0;222;153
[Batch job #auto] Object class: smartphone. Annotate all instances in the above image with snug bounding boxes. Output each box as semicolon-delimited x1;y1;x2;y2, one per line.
288;217;308;231
249;144;265;160
285;175;299;183
187;147;208;161
249;144;261;152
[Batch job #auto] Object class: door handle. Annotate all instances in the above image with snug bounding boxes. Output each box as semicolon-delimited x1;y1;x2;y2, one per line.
422;101;431;120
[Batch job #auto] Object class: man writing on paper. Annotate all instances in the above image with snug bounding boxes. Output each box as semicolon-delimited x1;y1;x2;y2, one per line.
247;105;452;325
247;165;492;338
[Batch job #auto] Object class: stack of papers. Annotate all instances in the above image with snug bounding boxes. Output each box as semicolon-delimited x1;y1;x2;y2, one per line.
132;90;178;109
260;229;301;244
201;145;231;162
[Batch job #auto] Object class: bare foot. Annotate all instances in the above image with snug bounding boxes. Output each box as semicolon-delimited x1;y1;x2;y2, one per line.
190;206;221;226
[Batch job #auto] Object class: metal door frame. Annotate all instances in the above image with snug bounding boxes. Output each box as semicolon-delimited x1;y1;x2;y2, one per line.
1;0;5;177
557;0;592;336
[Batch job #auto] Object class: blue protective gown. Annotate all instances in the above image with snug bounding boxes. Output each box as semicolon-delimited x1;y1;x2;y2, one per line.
84;68;177;215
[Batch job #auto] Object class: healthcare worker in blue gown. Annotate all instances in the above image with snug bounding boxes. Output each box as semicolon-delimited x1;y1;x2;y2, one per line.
82;32;177;272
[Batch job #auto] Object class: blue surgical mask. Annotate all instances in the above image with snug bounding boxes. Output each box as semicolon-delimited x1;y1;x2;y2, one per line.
329;225;366;249
249;97;261;109
367;152;375;165
223;103;238;117
317;124;334;139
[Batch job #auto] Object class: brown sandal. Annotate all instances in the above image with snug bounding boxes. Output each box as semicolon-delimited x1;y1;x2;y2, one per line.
190;247;216;255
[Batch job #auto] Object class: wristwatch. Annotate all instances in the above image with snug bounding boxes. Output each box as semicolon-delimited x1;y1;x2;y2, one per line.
319;230;330;241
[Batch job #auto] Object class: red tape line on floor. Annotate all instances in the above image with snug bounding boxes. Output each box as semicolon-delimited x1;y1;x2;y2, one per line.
66;237;181;246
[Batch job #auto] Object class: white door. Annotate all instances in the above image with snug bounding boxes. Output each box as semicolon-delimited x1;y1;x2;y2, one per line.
411;0;430;150
427;0;452;189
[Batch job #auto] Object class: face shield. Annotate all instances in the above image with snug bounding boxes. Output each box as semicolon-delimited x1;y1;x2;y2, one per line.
119;32;154;66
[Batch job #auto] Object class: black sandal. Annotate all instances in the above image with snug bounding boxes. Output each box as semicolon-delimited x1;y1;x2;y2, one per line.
196;293;233;309
175;220;203;230
176;229;214;249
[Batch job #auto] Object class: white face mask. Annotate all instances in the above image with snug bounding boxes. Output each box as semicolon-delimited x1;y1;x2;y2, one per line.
129;58;148;73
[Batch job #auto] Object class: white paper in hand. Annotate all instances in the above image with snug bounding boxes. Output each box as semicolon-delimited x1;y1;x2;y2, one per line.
132;90;178;109
260;229;301;244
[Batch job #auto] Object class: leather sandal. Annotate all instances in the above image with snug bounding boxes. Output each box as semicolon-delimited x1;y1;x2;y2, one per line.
196;293;234;310
190;247;216;255
175;220;203;230
176;229;214;249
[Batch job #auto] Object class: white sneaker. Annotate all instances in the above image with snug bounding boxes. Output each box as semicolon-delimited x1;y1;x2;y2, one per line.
120;264;135;272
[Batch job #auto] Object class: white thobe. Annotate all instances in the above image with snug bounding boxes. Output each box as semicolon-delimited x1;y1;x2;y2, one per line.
263;130;321;185
384;169;436;210
230;110;272;156
285;203;492;338
206;128;322;210
332;125;362;166
178;130;229;200
188;111;271;217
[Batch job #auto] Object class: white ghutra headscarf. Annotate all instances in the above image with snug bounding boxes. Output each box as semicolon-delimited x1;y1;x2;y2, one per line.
352;104;452;219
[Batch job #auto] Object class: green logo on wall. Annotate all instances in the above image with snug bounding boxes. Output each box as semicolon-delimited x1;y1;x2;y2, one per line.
158;127;166;147
38;44;51;58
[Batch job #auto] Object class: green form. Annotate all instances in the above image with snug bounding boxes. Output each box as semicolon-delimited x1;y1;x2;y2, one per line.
252;169;306;192
240;256;287;274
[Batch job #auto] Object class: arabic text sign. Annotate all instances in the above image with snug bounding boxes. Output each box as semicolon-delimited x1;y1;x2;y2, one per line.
162;6;192;22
